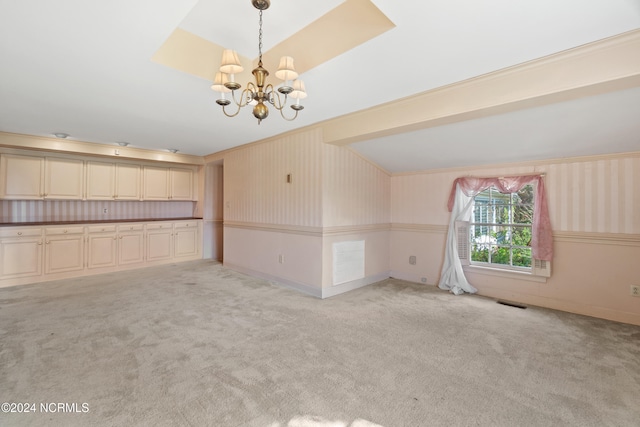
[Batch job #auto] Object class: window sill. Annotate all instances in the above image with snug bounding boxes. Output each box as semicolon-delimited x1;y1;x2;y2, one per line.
463;265;548;283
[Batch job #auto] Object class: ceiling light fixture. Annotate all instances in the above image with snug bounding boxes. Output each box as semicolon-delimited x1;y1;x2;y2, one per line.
168;148;179;153
211;0;307;124
117;142;130;147
53;133;69;139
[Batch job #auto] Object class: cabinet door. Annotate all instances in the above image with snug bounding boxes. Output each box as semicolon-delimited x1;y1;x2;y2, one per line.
118;225;145;266
0;154;44;199
146;224;173;261
143;167;169;200
44;230;85;274
174;222;200;258
86;161;116;200
0;235;43;279
115;164;141;200
87;229;117;269
44;157;84;199
170;168;194;200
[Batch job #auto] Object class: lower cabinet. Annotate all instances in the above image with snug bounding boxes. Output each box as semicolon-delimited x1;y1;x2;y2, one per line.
87;225;118;269
117;224;145;266
45;226;85;274
0;220;202;288
146;223;174;263
174;221;200;259
0;227;43;280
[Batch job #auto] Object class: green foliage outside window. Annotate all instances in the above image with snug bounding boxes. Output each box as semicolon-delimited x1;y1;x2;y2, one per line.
470;185;534;269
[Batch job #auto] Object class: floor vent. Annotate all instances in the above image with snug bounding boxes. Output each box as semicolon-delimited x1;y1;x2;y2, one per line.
497;300;527;309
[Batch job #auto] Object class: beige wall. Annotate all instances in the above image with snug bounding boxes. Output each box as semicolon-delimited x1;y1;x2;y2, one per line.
224;129;324;228
220;129;391;296
213;129;639;324
322;145;390;227
390;153;640;325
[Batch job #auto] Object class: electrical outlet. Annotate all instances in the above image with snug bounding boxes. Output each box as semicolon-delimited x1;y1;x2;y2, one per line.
409;256;416;265
631;285;640;297
421;277;427;283
102;208;108;214
278;254;285;264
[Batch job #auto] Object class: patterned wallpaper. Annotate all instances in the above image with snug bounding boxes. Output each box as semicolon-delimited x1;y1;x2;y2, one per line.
0;200;196;223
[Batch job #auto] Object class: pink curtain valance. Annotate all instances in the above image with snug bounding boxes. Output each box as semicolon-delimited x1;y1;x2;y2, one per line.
447;175;553;261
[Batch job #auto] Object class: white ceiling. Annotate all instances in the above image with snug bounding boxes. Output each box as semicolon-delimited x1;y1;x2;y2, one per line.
1;0;639;172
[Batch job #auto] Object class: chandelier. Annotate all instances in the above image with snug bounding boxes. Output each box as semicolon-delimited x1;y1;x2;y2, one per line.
211;0;307;124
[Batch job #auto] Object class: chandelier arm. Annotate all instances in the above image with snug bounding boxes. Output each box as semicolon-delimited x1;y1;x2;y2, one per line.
268;86;287;111
221;103;244;118
222;88;256;117
277;106;300;122
229;88;254;108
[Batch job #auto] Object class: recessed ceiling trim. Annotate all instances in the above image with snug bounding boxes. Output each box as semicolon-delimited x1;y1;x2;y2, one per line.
260;0;395;76
152;28;252;82
152;0;394;83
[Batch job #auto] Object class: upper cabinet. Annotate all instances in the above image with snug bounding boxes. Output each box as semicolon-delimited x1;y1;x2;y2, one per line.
115;164;142;200
143;166;170;200
170;168;194;201
0;154;44;199
86;161;141;200
0;154;83;200
1;152;196;202
143;166;194;201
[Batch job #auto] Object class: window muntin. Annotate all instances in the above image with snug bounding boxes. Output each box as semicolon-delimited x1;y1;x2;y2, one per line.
469;184;534;270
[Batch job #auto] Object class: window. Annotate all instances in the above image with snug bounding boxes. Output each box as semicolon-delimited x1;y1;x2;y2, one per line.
469;184;534;271
446;175;552;289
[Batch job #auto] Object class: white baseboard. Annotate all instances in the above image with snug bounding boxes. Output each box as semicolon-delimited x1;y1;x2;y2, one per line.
223;263;323;298
223;263;391;300
389;270;436;286
322;271;391;299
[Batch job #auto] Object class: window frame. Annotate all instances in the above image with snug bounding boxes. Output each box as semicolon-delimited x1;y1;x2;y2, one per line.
456;182;551;279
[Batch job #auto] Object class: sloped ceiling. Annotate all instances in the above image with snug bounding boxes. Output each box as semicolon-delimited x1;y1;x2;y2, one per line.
0;0;639;172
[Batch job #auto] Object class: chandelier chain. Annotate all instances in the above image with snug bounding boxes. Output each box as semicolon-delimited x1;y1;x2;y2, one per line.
258;9;263;64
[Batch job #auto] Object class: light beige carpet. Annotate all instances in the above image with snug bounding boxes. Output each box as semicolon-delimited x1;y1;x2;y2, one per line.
1;260;639;427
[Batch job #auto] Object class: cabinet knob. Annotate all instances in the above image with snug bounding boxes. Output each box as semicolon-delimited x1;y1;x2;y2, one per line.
45;240;50;244
113;236;117;240
38;241;43;245
17;232;22;235
63;230;68;233
119;236;123;239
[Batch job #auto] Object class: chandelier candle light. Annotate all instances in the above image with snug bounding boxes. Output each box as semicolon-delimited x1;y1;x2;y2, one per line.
211;0;307;124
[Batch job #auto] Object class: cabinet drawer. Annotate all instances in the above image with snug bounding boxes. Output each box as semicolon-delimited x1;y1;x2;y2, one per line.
146;222;172;230
117;224;144;232
174;221;199;229
0;227;42;238
87;225;117;233
45;226;85;236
